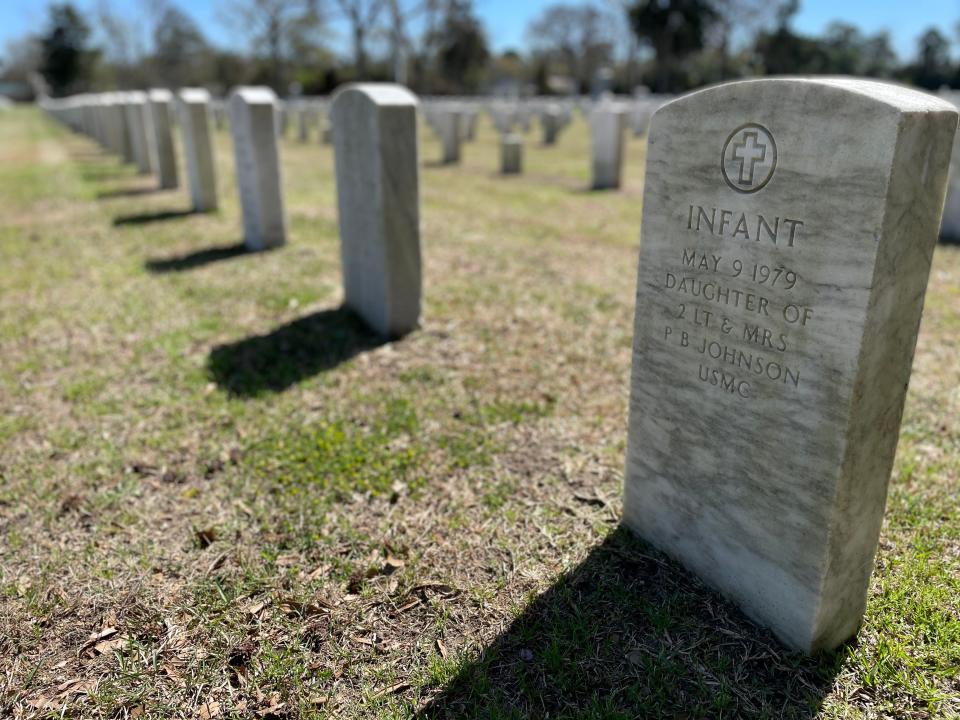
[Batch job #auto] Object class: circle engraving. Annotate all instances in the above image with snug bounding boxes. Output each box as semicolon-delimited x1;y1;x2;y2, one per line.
721;123;777;194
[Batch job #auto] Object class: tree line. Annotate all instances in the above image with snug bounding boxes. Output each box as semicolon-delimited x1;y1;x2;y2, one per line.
2;0;958;98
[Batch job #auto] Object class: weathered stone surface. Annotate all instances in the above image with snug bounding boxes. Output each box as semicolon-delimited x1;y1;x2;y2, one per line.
229;86;287;250
331;83;421;337
500;134;522;175
590;102;625;189
178;88;218;212
148;89;178;189
625;78;957;654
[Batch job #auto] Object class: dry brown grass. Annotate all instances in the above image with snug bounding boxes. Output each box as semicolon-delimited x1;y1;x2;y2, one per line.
0;105;957;719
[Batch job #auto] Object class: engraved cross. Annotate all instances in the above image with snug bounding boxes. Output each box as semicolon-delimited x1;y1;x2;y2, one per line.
732;131;767;185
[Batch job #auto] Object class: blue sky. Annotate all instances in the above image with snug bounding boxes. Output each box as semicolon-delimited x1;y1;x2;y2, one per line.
1;0;958;61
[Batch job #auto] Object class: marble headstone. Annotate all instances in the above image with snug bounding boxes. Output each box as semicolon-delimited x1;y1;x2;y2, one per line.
331;83;421;337
437;109;462;164
124;92;152;174
103;95;127;159
229;87;287;250
625;78;957;654
590;102;626;190
500;134;522;175
297;104;312;142
541;106;561;145
148;89;179;190
178;88;219;212
938;91;960;240
462;110;477;141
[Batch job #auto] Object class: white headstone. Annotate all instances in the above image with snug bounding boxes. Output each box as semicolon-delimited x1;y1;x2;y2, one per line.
297;103;312;142
124;92;152;174
437;109;462;164
938;91;960;240
500;134;522;175
148;89;178;189
462;109;478;141
590;102;626;190
178;88;219;212
541;106;561;145
331;83;421;337
625;78;957;654
101;94;126;158
229;87;287;250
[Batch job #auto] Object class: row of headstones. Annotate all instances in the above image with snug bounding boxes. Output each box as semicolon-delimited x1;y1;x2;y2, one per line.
42;84;420;338
205;93;669;147
41;89;219;212
42;79;954;659
212;98;336;144
419;94;670;187
45;89;673;232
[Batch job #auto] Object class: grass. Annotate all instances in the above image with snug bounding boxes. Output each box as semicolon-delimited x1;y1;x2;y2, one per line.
0;103;958;719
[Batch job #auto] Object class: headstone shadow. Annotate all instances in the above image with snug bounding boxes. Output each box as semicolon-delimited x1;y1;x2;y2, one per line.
96;186;164;199
69;148;111;160
418;526;843;719
569;185;619;195
79;164;132;182
145;242;253;274
114;208;197;226
207;305;388;396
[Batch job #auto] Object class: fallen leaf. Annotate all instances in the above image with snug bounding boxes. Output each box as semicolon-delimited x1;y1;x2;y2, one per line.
79;626;118;655
277;598;334;617
27;696;54;710
57;677;96;696
305;564;330;581
436;639;448;659
93;633;129;655
244;600;267;616
161;662;185;686
383;556;405;574
255;691;284;717
198;699;221;719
